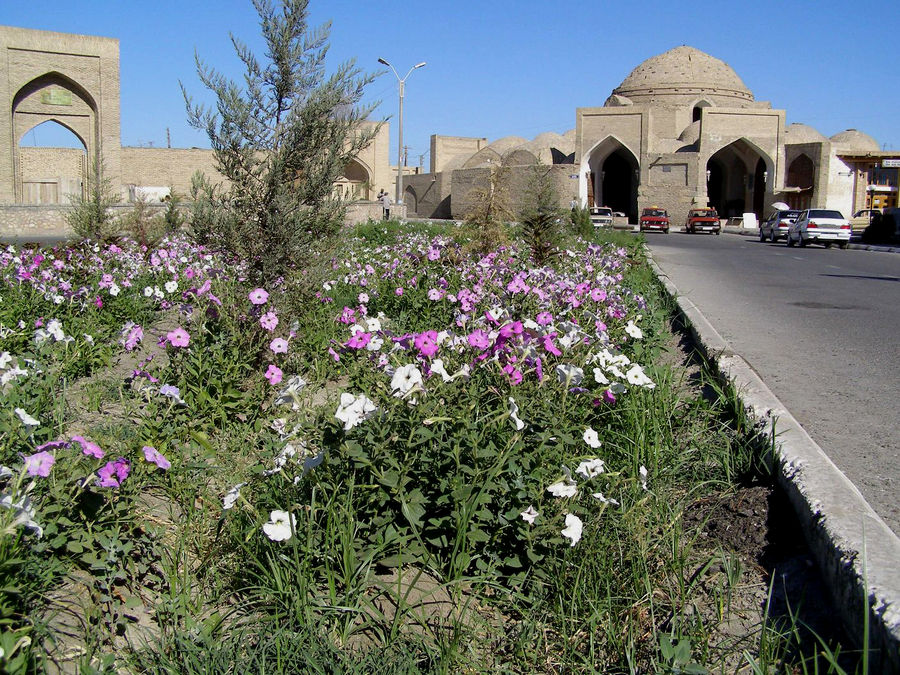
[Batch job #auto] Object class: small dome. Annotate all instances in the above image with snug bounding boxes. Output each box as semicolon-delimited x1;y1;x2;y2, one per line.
678;121;701;144
611;46;754;106
485;135;529;154
830;129;879;153
785;123;827;144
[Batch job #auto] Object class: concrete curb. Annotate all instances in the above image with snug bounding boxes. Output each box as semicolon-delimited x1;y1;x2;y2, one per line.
648;254;900;673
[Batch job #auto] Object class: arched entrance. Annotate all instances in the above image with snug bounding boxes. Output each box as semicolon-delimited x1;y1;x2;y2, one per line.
18;119;87;204
335;159;371;200
705;139;771;220
583;137;639;222
404;186;418;215
12;72;98;204
785;154;815;210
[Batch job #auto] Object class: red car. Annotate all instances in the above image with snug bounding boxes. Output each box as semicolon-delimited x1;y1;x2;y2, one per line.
640;207;670;233
686;207;720;234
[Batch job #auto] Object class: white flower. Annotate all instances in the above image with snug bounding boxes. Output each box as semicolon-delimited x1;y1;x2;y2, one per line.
508;397;525;431
624;320;643;339
625;364;656;389
593;367;609;385
561;513;583;547
555;364;584;386
583;427;602;449
52;294;64;304
592;492;619;506
609;382;626;394
14;408;39;430
334;392;377;431
520;505;539;525
222;483;246;510
165;280;178;294
109;283;121;296
275;375;307;410
639;465;649;491
547;474;578;498
153;287;164;300
0;493;42;538
47;319;65;342
576;458;605;479
264;443;298;476
83;334;94;344
143;286;154;297
262;509;296;542
364;316;381;332
390;364;424;399
0;352;11;369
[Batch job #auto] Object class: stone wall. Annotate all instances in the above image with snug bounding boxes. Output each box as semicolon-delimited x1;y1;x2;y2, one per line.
449;165;576;220
405;173;451;219
120;147;223;196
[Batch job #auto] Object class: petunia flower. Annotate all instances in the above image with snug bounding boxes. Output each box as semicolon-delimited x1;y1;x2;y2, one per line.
547;468;578;498
270;337;289;354
508;397;525;431
576;458;605;479
583;427;602;449
561;513;583;547
142;445;171;470
391;364;424;400
14;408;40;430
249;288;269;305
592;492;619;506
625;364;655;389
624;320;643;339
23;451;55;477
260;311;279;332
265;364;283;386
167;327;190;348
222;483;246;510
520;505;539;525
71;435;104;459
639;465;649;491
263;509;296;542
97;457;130;488
334;392;377;431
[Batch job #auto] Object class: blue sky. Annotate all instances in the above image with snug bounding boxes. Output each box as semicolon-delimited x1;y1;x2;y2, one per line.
9;0;899;163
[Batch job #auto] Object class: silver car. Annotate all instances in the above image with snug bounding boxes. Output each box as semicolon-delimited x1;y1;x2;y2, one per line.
786;209;851;248
590;206;614;227
759;208;801;242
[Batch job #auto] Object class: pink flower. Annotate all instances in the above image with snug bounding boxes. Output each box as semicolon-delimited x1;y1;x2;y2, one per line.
358;292;369;304
427;288;444;301
395;287;404;296
167;327;190;348
499;321;523;338
264;364;283;385
249;288;269;305
24;451;55;477
270;338;289;354
467;330;491;350
346;332;371;349
197;279;212;296
536;312;553;326
414;330;439;358
71;435;104;459
328;347;341;362
603;389;617;405
142;446;171;470
97;458;130;488
124;324;143;351
541;334;562;356
590;288;607;302
260;312;278;332
95;296;103;308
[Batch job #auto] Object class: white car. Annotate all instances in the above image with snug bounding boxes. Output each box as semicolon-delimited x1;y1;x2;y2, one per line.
786;209;851;249
590;206;614;227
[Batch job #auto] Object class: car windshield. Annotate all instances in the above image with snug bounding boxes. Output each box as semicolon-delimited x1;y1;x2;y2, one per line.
644;209;666;217
691;210;716;217
808;209;844;219
780;210;801;219
594;208;612;216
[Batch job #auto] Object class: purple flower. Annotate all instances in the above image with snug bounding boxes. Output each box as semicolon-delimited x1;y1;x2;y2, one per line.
265;364;283;385
346;332;371;349
467;330;491;350
71;435;105;459
124;324;143;351
142;446;171;471
414;330;439;358
167;327;190;348
249;288;269;305
260;312;278;332
270;337;289;354
24;451;55;477
97;458;130;488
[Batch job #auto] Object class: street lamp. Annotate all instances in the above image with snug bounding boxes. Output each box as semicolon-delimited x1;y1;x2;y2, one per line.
378;58;426;208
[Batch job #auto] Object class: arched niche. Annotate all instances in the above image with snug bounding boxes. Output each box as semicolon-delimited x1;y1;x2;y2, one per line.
705;138;773;219
582;136;640;222
335;158;372;200
17;119;87;205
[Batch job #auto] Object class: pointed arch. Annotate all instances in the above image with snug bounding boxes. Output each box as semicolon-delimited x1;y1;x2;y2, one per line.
580;135;640;222
18;118;88;150
705;137;774;219
691;99;713;122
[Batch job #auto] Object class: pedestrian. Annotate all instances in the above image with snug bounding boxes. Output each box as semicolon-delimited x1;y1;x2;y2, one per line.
381;191;392;220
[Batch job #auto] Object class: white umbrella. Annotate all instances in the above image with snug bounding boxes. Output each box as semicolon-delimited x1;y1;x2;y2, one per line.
771;201;790;211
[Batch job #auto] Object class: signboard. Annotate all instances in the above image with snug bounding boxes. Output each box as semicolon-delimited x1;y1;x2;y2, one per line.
882;159;900;168
568;174;578;179
41;89;72;106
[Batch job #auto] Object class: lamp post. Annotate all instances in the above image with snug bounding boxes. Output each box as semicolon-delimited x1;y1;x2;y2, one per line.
378;58;426;209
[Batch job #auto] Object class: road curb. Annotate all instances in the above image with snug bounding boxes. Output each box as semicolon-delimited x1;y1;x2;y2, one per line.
648;253;900;672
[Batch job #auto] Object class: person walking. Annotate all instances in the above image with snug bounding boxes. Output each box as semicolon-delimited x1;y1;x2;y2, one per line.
381;191;392;220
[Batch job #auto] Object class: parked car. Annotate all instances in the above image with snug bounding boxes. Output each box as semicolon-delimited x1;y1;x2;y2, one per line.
850;208;881;234
639;207;669;233
759;208;801;242
590;206;614;227
786;208;851;248
685;207;720;234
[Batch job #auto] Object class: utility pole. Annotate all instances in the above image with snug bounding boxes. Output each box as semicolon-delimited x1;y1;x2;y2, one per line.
377;58;426;206
166;127;171;149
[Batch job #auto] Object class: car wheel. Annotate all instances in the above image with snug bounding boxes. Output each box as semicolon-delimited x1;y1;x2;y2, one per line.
798;236;807;247
838;243;848;249
716;230;721;235
771;231;778;243
759;229;767;242
824;242;832;249
787;234;795;247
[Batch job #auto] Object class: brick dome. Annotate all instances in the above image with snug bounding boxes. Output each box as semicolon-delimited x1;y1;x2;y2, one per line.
610;46;754;107
830;129;879;153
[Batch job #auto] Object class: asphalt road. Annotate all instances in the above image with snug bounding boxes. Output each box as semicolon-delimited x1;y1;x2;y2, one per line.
646;232;900;534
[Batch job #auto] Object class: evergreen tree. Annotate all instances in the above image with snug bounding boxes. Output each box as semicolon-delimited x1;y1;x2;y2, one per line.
182;0;378;278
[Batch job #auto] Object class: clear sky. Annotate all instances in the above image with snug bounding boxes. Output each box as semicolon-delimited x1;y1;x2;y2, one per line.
8;0;899;164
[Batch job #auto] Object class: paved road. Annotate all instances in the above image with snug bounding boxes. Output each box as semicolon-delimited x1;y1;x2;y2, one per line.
646;232;900;534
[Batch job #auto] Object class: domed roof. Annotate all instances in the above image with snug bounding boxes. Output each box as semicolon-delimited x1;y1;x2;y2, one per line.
785;123;827;144
830;129;879;153
485;135;529;154
678;121;701;144
611;46;754;106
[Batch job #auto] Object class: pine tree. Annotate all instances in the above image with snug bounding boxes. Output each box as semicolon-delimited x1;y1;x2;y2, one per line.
182;0;378;278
